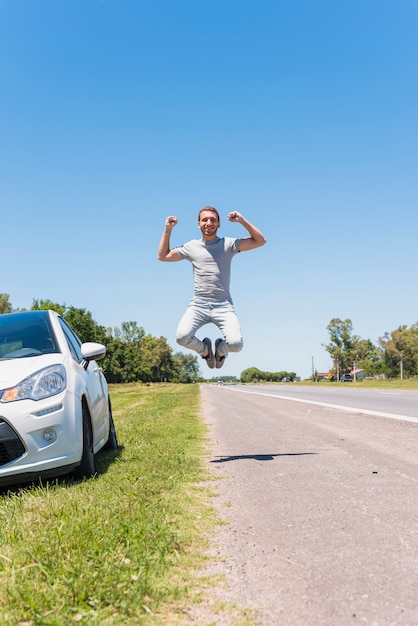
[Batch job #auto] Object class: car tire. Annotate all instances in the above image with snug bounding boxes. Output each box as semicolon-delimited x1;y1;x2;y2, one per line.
103;408;118;451
72;405;97;479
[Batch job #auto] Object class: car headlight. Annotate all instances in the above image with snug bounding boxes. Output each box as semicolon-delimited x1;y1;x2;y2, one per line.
0;365;67;402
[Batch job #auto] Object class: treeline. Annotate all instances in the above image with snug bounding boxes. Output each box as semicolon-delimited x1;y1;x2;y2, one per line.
241;367;297;383
8;294;416;383
325;318;418;379
0;295;201;384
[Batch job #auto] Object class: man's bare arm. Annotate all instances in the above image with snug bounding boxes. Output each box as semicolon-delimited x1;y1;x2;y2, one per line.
227;211;267;251
158;216;181;262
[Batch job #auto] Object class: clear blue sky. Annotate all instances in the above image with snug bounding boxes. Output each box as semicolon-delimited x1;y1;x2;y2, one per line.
1;0;417;379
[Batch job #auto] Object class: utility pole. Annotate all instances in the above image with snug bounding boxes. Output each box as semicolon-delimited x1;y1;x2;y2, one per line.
311;356;315;380
400;352;403;380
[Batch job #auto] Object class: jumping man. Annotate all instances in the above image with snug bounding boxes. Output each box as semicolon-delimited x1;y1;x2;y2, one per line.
158;206;266;369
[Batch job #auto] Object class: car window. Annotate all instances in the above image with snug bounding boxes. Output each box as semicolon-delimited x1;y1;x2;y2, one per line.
0;317;59;359
58;318;83;363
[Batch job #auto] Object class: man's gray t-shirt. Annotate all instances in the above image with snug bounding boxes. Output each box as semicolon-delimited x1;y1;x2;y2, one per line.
175;236;241;303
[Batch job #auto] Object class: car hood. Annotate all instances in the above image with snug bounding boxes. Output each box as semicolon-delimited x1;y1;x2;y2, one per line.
0;354;65;389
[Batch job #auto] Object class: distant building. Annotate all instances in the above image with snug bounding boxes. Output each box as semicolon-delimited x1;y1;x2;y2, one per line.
350;367;365;380
317;371;332;381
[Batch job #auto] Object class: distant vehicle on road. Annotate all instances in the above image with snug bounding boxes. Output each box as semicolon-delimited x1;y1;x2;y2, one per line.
340;373;353;382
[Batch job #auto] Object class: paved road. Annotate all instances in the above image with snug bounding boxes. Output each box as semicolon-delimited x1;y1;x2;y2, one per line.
196;384;418;625
230;384;418;423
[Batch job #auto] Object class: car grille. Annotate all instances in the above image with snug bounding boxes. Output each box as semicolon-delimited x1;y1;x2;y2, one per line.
0;419;26;466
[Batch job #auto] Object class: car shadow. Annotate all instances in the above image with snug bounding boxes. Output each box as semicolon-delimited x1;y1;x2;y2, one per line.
95;444;124;475
210;452;317;463
0;445;124;496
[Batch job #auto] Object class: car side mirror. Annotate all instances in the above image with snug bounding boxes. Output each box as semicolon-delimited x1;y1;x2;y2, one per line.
81;342;106;361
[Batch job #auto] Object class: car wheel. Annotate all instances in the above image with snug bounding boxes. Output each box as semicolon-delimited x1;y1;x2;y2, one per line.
73;405;97;479
103;408;118;451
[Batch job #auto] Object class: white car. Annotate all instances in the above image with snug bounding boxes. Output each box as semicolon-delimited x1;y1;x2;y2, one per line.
0;309;118;487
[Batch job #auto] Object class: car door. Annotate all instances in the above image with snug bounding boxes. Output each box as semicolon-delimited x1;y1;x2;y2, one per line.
83;359;108;446
59;319;109;447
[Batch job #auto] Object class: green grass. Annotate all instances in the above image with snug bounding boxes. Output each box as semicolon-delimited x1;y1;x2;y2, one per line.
0;383;218;626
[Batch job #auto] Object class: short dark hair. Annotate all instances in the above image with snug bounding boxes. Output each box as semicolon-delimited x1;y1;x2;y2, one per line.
198;206;220;221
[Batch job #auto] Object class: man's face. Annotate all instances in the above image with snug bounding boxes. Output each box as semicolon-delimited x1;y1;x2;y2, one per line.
198;210;220;239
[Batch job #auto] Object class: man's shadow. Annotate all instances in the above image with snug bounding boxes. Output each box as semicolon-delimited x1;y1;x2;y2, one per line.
210;452;317;463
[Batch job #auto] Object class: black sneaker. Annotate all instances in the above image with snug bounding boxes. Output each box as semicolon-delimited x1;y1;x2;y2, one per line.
202;338;215;368
215;338;227;369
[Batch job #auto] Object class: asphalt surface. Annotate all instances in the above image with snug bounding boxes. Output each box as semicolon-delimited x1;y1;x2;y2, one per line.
192;384;418;625
232;384;418;422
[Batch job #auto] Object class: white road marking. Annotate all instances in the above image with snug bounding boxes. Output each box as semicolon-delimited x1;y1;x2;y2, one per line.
225;387;418;425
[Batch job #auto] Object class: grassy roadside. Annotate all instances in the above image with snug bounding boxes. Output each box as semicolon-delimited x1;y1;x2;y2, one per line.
0;383;218;626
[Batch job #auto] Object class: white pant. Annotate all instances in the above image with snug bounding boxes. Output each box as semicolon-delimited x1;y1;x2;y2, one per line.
176;300;243;356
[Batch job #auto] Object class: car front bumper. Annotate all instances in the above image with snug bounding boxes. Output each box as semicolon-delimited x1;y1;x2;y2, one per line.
0;392;82;485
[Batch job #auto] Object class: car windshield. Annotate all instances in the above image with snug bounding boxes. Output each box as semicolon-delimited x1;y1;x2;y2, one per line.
0;312;60;359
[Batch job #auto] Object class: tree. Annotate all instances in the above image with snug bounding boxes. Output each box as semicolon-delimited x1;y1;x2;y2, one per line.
324;318;360;374
139;334;173;382
172;352;200;383
355;338;386;376
32;300;107;344
240;367;297;382
240;367;262;382
0;294;12;314
64;306;107;343
110;321;145;344
101;322;145;383
379;324;418;378
31;299;66;316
